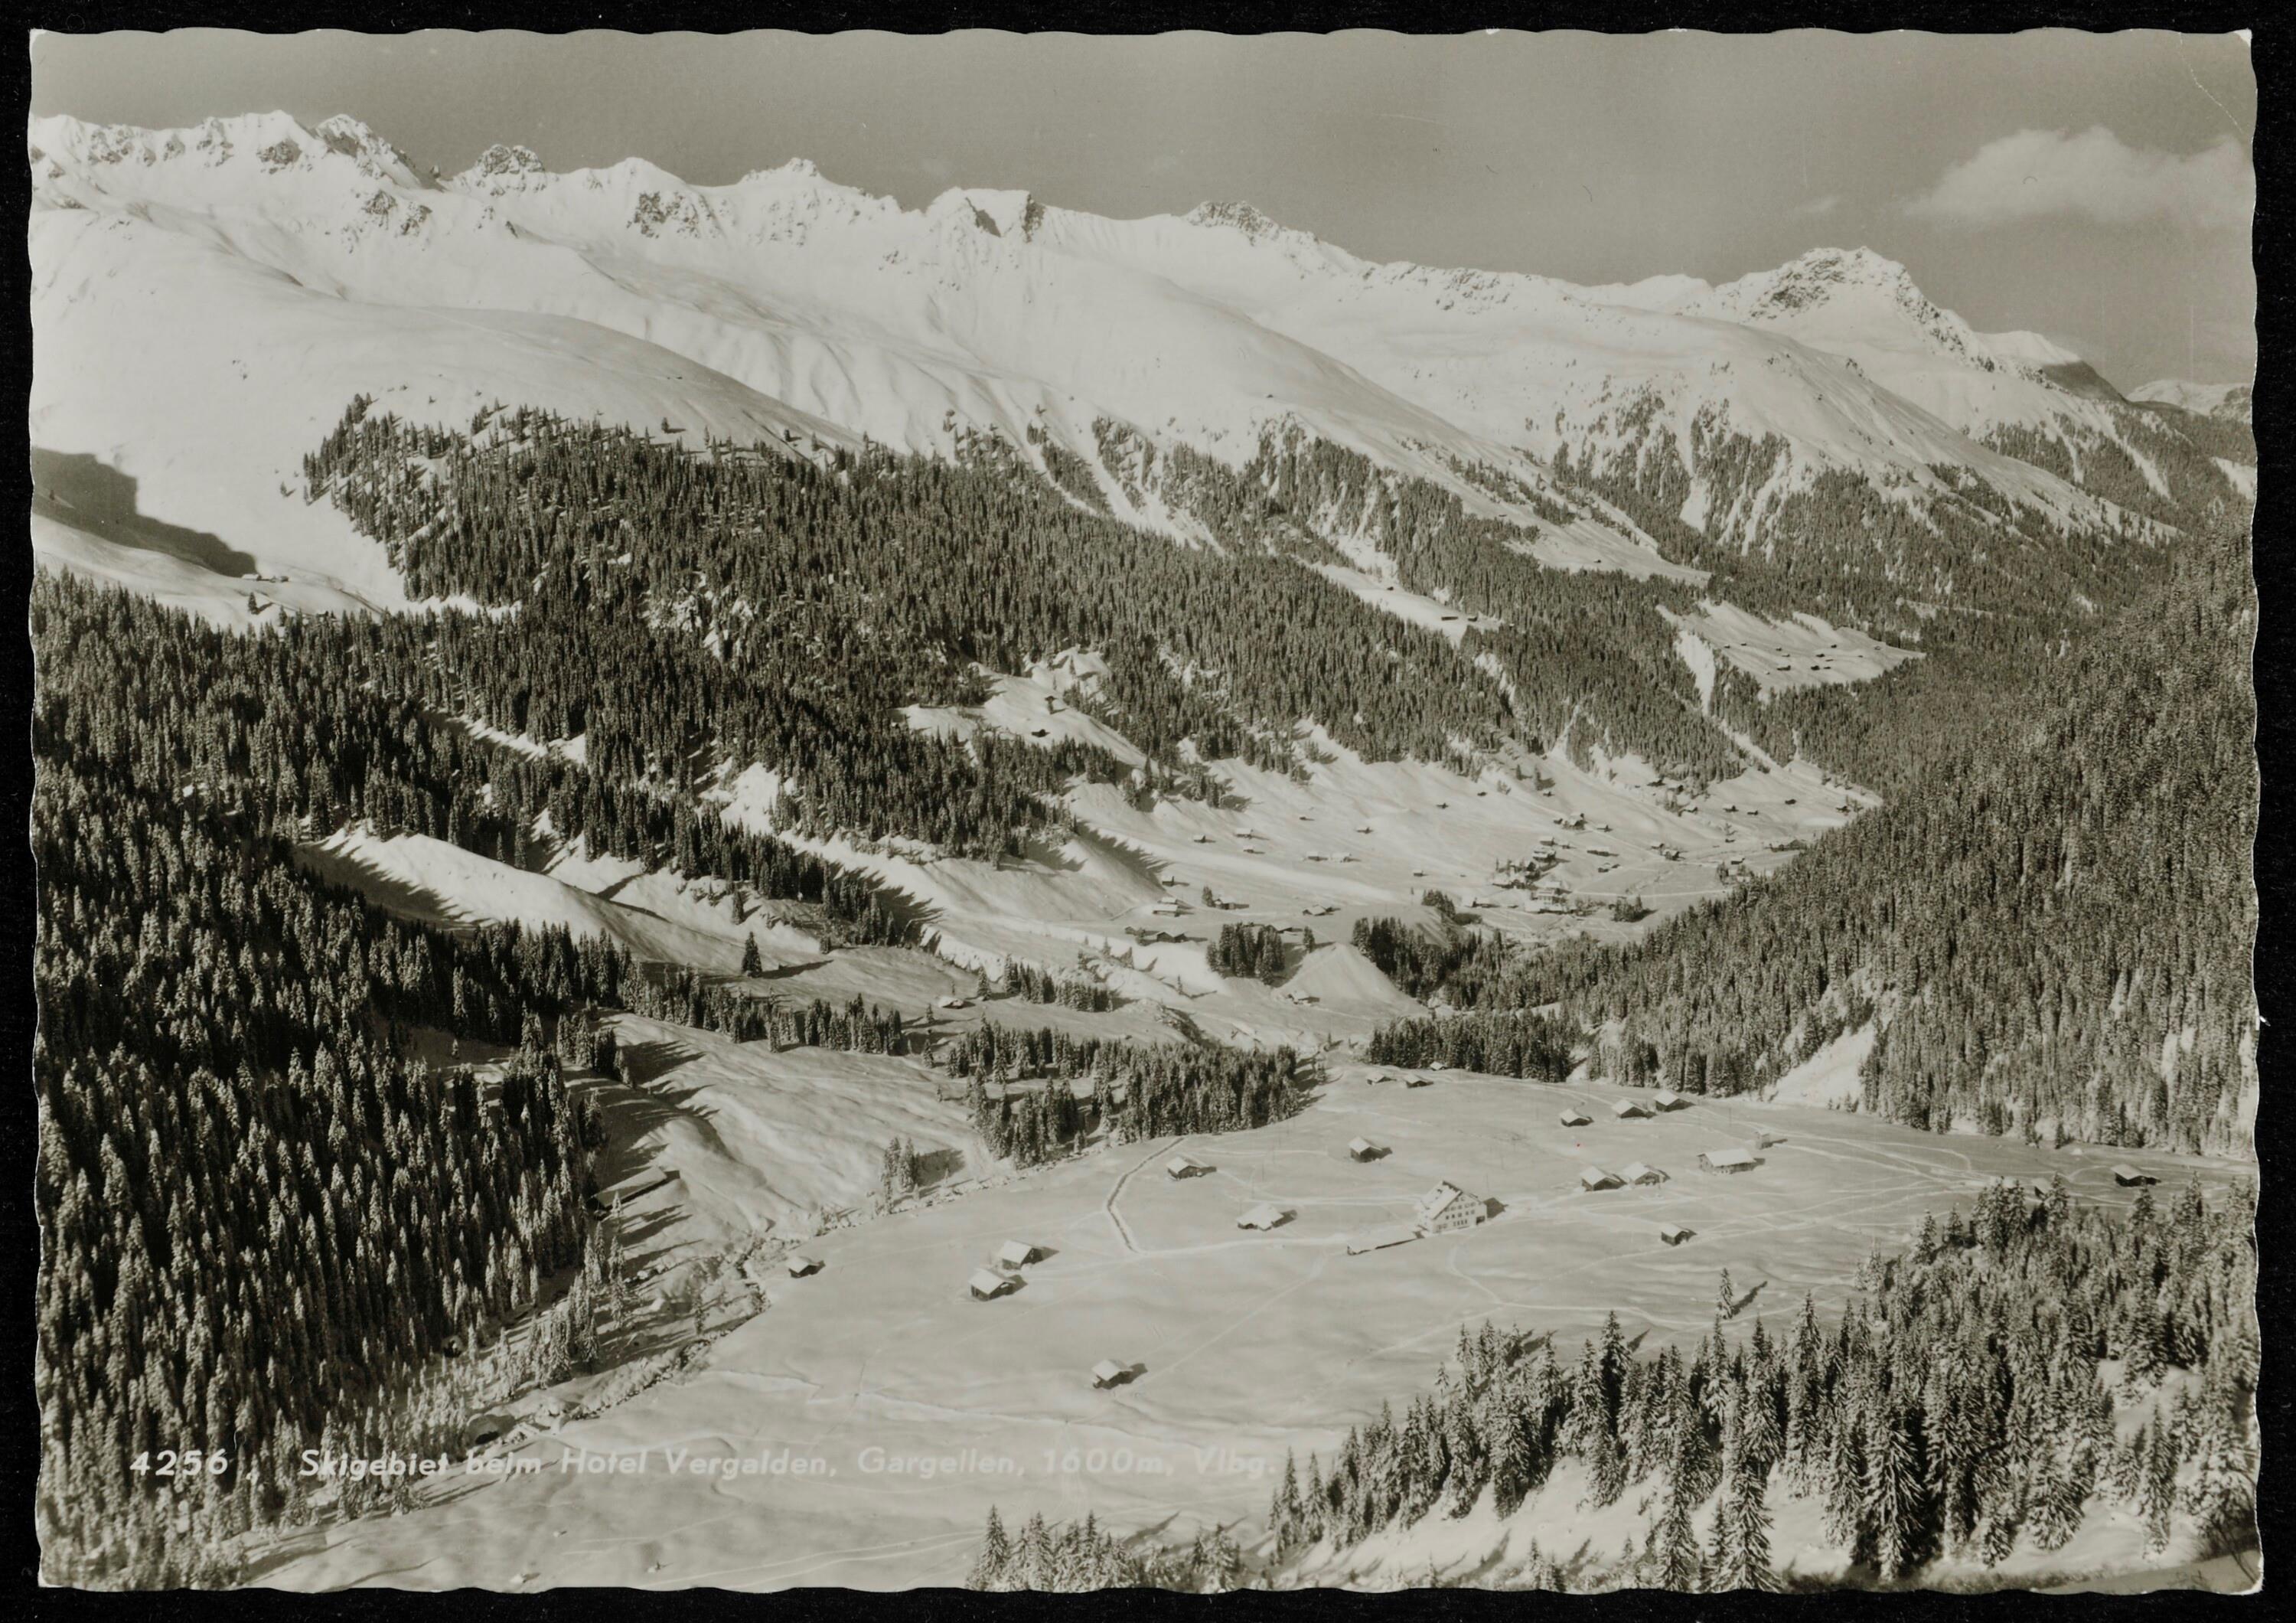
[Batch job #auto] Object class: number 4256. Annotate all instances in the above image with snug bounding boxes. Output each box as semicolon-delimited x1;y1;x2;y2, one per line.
131;1450;230;1478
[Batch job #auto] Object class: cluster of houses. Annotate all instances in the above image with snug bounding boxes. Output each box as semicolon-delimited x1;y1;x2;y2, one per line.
1579;1161;1670;1191
967;1239;1046;1301
1557;1089;1774;1238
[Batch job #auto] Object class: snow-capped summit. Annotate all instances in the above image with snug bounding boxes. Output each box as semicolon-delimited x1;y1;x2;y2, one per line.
457;142;546;186
1186;200;1296;241
29;110;2245;606
1982;328;2084;371
1680;247;1991;367
30;109;427;193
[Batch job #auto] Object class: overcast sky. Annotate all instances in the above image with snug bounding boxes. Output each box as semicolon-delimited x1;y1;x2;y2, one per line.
31;29;2256;387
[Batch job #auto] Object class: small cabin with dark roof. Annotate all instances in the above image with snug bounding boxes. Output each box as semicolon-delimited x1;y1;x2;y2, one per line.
970;1269;1019;1300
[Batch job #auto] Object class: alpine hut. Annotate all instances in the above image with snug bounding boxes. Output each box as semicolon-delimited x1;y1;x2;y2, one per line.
1698;1148;1759;1174
1579;1166;1624;1192
969;1269;1019;1301
1417;1181;1488;1233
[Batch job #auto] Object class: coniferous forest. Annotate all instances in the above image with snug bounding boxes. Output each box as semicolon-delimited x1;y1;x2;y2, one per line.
34;576;617;1582
942;1024;1307;1167
29;383;2255;1592
1367;526;2258;1154
977;1178;2257;1590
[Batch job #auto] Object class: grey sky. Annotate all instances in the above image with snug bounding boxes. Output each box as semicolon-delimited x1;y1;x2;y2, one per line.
30;28;2256;387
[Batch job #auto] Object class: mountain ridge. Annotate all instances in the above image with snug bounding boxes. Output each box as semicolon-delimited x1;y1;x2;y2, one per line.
36;109;2245;580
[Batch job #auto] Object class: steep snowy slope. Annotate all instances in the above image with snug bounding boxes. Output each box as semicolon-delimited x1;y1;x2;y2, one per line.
1658;248;2252;514
30;171;854;605
1029;209;2147;547
32;110;2180;596
31;113;1629;571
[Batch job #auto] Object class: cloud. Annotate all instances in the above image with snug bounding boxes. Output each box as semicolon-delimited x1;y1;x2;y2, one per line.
1905;126;2251;231
1789;194;1839;219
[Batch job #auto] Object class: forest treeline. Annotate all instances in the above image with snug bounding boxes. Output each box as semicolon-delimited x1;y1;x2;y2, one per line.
1094;416;1750;783
1544;399;2253;798
1352;915;1513;1006
979;1179;2256;1590
940;1024;1306;1167
34;571;915;945
1365;528;2257;1154
303;401;1529;847
34;579;625;1582
34;571;915;1584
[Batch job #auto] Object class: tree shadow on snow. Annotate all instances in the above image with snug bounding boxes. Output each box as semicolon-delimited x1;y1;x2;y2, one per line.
32;447;261;576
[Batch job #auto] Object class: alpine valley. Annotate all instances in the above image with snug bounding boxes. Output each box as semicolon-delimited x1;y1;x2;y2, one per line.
28;113;2258;1594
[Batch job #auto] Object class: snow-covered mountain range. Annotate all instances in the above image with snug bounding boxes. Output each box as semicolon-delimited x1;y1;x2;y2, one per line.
30;111;2251;608
2128;377;2253;424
